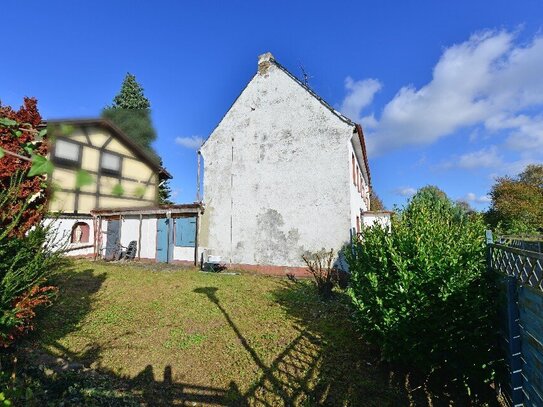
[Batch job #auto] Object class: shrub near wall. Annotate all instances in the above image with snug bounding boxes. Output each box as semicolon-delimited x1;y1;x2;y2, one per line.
345;187;497;394
0;99;63;348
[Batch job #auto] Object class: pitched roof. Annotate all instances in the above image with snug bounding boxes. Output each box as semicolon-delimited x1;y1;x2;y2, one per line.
201;54;372;187
271;56;372;187
45;118;171;179
354;124;372;188
271;58;356;126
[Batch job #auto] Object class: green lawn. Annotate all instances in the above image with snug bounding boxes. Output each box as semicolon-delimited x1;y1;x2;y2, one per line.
27;260;403;406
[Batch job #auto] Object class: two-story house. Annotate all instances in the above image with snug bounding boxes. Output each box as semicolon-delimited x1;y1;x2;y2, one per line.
199;52;379;273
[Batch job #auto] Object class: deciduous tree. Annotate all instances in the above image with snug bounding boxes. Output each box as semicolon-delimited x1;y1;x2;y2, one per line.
369;190;385;210
486;164;543;233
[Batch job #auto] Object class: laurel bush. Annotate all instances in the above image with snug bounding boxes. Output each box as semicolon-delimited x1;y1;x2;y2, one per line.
345;186;498;392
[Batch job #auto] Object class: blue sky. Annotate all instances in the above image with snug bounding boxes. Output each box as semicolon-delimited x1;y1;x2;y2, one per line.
1;1;542;209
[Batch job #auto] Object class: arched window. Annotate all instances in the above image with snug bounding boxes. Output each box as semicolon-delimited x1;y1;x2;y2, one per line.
71;222;90;244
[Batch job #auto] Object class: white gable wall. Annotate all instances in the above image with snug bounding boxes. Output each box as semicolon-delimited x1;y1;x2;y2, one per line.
200;63;355;267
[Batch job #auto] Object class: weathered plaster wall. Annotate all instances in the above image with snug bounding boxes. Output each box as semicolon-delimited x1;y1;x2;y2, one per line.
119;217;140;252
138;217;157;260
45;216;95;256
172;246;204;263
200;62;354;267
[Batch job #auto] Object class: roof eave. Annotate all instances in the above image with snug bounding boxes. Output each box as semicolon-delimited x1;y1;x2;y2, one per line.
354;124;372;188
44;118;170;178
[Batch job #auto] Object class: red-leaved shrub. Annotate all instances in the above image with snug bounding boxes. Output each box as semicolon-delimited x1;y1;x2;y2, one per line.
0;97;49;237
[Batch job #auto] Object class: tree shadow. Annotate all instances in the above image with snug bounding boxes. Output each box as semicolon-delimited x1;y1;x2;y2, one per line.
28;267;107;365
17;266;485;405
193;284;402;406
18;267;245;406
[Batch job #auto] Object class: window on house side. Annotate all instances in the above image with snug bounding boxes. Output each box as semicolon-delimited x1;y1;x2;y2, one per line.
352;153;356;185
53;139;80;167
356;165;360;191
101;152;121;175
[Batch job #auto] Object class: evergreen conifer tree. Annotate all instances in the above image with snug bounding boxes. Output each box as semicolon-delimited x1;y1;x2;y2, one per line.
103;73;172;203
102;73;156;152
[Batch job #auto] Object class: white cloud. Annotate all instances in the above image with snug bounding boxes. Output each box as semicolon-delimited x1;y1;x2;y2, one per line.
442;146;502;169
489;156;541;180
394;186;417;197
462;192;491;204
342;30;543;157
487;114;543;151
175;135;204;149
339;77;382;122
360;114;379;129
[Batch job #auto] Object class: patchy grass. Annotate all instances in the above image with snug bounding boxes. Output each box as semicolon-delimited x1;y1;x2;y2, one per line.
25;260;404;406
163;328;207;350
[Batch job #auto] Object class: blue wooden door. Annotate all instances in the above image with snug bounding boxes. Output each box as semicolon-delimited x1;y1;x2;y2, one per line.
175;217;196;247
156;218;171;263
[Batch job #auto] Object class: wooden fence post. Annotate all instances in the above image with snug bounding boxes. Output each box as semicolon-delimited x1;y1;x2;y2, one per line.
505;276;523;406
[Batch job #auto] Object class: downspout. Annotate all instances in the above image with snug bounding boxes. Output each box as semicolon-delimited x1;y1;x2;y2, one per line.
197;150;201;202
92;215;98;260
230;136;234;264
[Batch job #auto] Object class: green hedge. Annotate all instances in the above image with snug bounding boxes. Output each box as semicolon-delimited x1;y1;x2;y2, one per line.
345;187;498;392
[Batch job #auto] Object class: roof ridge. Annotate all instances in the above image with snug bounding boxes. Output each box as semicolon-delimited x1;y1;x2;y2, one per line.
270;59;356;127
270;58;371;186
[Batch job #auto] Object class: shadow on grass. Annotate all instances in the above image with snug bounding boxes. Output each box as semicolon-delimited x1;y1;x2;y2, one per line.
20;267;423;405
19;266;244;406
267;281;402;406
193;284;401;406
274;281;505;407
30;267;106;364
